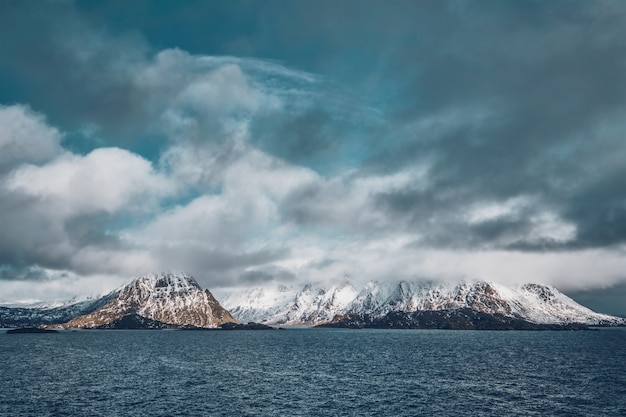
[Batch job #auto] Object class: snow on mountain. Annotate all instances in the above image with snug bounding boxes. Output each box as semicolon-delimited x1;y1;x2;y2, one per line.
496;283;622;325
0;294;106;310
0;294;115;328
219;281;358;325
219;280;625;326
3;273;622;329
62;273;237;329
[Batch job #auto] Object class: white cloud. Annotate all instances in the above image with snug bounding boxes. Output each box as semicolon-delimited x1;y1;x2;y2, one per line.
139;140;433;286
411;248;626;291
465;196;578;245
0;49;327;296
260;234;626;293
135;139;318;250
7;147;175;216
134;49;306;144
178;64;266;114
466;196;530;224
0;110;180;283
280;162;433;236
526;212;577;244
0;104;63;171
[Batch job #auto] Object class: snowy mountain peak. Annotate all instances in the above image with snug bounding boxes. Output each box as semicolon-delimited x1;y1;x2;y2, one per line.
62;272;237;329
519;283;557;302
125;272;202;295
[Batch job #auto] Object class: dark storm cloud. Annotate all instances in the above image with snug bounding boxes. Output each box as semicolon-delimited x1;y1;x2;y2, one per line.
0;187;130;278
0;265;53;282
365;2;626;249
63;214;123;250
238;270;274;284
153;244;291;287
0;1;154;145
142;0;625;252
0;191;67;270
254;0;626;252
239;268;297;285
252;107;350;173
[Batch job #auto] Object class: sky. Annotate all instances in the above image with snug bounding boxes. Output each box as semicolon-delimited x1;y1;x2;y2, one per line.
1;0;625;316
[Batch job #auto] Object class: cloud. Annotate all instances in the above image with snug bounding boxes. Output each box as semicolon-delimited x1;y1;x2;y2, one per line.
0;32;330;290
131;138;319;284
0;270;130;305
0;104;63;172
0;0;150;141
1;1;378;172
8;147;175;216
0;109;176;281
1;1;626;314
0;265;52;282
280;164;432;235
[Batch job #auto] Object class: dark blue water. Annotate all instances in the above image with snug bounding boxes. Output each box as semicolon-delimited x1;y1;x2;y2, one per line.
1;328;624;416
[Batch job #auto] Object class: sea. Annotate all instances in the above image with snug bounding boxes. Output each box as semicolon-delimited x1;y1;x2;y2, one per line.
1;328;624;417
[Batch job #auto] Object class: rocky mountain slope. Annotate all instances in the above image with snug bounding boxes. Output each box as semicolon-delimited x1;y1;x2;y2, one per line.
219;280;625;327
61;273;237;329
317;309;590;330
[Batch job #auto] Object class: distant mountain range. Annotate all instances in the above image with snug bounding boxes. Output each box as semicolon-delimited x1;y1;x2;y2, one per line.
219;280;625;328
1;273;624;330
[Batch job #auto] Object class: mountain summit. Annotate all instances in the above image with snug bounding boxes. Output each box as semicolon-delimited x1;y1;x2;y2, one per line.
62;273;237;329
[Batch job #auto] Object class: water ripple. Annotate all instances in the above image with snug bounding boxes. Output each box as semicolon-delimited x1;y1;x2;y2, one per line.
1;328;625;416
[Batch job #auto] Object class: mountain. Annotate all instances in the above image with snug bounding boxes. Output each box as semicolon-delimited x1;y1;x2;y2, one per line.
94;314;176;330
219;281;358;326
62;273;237;329
344;280;624;325
219;280;625;327
317;309;590;330
3;275;623;330
0;295;114;328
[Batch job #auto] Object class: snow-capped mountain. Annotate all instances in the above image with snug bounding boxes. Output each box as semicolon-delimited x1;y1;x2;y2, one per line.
219;281;359;326
3;274;623;330
219;280;625;326
62;273;237;329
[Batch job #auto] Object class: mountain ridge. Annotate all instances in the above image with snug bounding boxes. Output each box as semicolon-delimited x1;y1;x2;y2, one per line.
2;275;624;330
219;280;626;327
